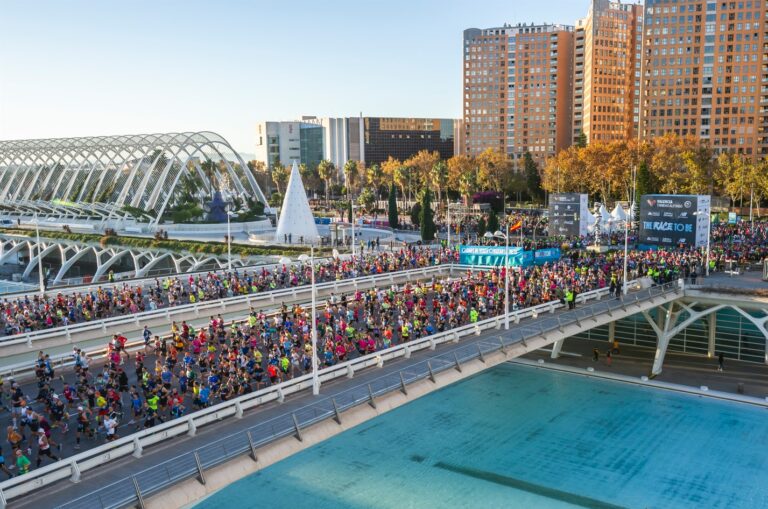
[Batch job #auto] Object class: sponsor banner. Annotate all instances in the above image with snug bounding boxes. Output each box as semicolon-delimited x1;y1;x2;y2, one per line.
549;193;588;237
459;246;560;267
639;194;710;247
728;212;738;224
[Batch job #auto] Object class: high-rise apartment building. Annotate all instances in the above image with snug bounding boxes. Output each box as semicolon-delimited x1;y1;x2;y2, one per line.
574;0;643;143
641;0;768;158
463;23;574;167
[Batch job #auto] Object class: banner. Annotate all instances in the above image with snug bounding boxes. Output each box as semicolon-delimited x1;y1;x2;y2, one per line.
459;246;560;267
549;193;588;237
639;194;710;247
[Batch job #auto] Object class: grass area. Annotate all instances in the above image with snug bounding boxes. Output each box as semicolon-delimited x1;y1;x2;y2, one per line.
0;228;327;257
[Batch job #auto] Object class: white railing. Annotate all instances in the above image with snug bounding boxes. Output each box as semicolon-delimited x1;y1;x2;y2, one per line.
0;265;453;352
0;279;654;503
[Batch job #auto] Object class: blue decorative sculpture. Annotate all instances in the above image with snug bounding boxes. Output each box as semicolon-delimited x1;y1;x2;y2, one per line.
207;191;228;223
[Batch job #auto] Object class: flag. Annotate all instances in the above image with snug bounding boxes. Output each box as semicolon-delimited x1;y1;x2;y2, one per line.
509;220;522;232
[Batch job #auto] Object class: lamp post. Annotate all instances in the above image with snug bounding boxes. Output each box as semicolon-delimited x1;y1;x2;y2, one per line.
492;229;510;330
299;241;319;395
34;212;44;295
226;202;232;272
350;203;358;258
693;209;712;277
623;166;637;295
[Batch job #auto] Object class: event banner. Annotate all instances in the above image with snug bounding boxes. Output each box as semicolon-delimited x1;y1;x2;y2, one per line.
639;194;710;247
459;246;560;267
548;193;588;237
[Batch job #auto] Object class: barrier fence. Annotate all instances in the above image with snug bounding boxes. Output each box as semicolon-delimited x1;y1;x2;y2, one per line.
0;279;682;509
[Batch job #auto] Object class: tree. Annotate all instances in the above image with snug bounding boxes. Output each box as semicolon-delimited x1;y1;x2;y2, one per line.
522;152;543;202
357;187;376;212
394;165;414;203
410;202;422;227
347;201;353;223
650;133;687;194
477;216;487;237
575;131;588;149
487;209;499;234
405;150;440;196
271;162;288;194
447;155;477;202
476;148;511;192
366;163;385;199
716;153;750;207
681;142;715;195
317;160;335;205
430;160;448;206
387;183;399;229
636;162;653;199
343;160;360;198
419;189;436;242
542;146;587;195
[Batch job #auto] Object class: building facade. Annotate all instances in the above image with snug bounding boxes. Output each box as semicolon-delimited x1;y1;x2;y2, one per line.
641;0;768;159
463;23;574;167
255;121;324;169
256;116;457;172
575;0;643;143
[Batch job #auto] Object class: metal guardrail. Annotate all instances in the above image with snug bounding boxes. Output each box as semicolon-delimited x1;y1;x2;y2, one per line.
0;279;682;508
0;265;459;379
0;265;451;351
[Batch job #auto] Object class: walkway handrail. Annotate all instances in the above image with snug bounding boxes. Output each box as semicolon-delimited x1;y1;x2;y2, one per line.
0;265;450;347
0;278;675;504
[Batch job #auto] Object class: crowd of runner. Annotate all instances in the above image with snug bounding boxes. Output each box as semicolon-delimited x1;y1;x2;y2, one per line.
1;247;660;475
0;220;766;475
0;247;458;337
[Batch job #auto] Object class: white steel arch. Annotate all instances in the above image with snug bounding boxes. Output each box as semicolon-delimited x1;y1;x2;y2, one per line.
0;132;269;223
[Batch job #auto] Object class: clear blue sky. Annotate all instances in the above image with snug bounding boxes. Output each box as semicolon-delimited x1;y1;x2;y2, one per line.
0;0;586;153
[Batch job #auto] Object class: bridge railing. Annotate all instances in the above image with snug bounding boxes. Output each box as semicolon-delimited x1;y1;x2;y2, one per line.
0;279;683;508
0;264;452;349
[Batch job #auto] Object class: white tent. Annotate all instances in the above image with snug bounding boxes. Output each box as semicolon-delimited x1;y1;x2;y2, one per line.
275;161;320;243
599;204;613;224
611;204;627;222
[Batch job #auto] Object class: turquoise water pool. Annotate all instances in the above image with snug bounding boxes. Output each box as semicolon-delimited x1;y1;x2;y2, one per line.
195;363;768;509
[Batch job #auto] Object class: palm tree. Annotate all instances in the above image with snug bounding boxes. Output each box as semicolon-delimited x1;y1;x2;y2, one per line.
343;160;359;199
317;159;335;206
430;160;448;207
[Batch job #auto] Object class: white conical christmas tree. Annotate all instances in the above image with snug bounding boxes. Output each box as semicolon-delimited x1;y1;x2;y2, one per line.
275;161;320;243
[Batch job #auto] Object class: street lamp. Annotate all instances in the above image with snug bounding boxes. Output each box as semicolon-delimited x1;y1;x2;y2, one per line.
350;203;359;258
33;212;45;295
298;238;320;395
623;166;637;295
492;229;510;330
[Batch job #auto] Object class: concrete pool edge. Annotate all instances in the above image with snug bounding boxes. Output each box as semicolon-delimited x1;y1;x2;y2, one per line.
510;358;768;408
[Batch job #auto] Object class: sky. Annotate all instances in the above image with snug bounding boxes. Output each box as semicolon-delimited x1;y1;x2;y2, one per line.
0;0;586;153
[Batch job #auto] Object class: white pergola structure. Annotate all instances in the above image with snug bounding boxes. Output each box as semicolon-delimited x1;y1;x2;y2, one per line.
0;132;269;225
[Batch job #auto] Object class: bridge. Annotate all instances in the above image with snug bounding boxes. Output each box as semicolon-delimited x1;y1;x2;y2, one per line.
0;234;262;285
0;278;692;509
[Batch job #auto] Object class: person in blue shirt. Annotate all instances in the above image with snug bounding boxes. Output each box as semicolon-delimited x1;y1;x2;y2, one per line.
199;385;211;407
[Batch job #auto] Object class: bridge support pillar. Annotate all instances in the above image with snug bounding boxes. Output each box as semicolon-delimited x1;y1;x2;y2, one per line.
650;303;676;377
707;312;717;358
550;339;564;359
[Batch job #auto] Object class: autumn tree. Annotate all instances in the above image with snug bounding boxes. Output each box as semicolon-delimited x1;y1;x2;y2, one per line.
542;146;588;195
405;150;440;194
522;152;543;202
447;155;477;202
476;148;512;192
430;160;448;206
